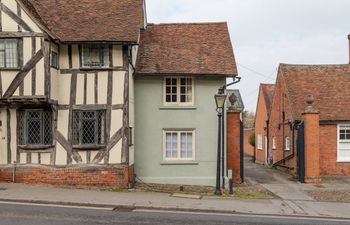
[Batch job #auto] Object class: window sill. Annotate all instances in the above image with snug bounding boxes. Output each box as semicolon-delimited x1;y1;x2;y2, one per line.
18;145;54;150
159;106;197;110
0;68;20;71
72;145;106;150
336;160;350;163
284;149;291;151
160;160;198;165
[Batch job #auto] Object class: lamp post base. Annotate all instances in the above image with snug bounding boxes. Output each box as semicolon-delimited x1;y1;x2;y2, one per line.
214;189;222;196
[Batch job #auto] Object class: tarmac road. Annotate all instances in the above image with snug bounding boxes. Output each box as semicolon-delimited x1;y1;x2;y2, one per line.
0;201;349;225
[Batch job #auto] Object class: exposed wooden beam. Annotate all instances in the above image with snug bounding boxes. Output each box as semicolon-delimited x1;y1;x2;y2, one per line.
3;49;43;98
31;37;36;95
55;131;82;163
0;3;32;32
92;128;123;164
0;32;44;38
6;108;11;164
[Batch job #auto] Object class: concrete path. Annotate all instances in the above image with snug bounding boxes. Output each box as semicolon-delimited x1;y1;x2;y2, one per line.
244;158;315;200
0;182;349;219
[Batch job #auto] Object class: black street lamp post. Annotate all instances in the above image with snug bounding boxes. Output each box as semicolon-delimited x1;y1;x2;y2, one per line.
214;93;227;196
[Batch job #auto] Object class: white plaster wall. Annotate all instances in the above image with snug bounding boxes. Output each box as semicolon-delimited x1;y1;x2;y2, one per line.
110;110;123;138
31;153;38;164
35;58;44;96
21;8;41;33
20;153;26;164
2;0;17;32
57;74;71;105
86;73;95;104
55;143;67;165
59;45;69;69
112;71;124;105
98;71;108;104
113;45;123;67
57;110;69;139
2;71;17;96
40;153;50;165
109;141;122;164
79;151;87;164
76;73;84;105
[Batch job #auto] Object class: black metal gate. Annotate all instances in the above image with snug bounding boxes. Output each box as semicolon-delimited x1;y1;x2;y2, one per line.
297;122;305;183
240;120;244;182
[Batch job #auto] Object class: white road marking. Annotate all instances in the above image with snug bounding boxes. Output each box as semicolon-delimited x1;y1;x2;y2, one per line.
0;201;114;211
134;209;350;223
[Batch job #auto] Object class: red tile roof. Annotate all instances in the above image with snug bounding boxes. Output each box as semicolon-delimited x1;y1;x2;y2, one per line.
280;63;350;121
136;23;237;76
260;83;275;115
19;0;144;42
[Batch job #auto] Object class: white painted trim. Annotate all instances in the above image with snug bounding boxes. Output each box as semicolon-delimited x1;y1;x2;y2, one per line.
163;77;195;107
337;124;350;163
272;136;276;150
257;134;263;150
162;129;196;161
284;136;290;151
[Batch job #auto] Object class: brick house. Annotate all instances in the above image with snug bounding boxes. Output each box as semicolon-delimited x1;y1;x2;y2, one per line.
254;84;274;164
269;63;350;182
243;128;254;157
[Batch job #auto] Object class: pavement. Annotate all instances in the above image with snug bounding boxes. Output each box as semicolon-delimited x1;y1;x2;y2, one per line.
0;182;349;220
0;158;349;220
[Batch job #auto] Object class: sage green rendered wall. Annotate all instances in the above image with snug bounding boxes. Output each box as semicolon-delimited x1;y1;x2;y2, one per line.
134;76;226;186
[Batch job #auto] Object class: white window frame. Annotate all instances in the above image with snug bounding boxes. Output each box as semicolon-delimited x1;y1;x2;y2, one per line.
272;136;276;149
257;134;263;150
163;77;195;106
337;124;350;162
284;136;290;151
163;129;195;161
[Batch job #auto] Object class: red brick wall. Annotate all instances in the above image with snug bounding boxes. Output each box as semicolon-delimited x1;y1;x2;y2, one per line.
268;75;296;173
227;110;242;184
254;89;268;164
320;124;350;176
0;165;132;188
244;129;254;156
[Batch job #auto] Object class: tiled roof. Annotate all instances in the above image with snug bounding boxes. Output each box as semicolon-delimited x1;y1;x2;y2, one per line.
280;63;350;121
136;23;237;76
226;89;244;111
19;0;144;42
260;83;275;115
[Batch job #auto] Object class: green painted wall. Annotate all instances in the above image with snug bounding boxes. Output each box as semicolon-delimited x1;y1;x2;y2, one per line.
134;76;226;186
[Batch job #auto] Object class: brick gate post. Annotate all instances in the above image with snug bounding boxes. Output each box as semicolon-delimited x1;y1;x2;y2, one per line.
227;94;243;184
302;95;321;184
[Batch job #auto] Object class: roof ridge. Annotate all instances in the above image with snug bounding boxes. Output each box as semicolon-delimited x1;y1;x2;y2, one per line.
147;22;228;26
280;63;350;67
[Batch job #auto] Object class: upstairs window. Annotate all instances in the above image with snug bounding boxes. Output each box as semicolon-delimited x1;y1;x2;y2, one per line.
51;51;59;69
81;45;110;68
72;110;106;146
18;109;52;146
0;39;18;68
338;124;350;162
164;77;194;106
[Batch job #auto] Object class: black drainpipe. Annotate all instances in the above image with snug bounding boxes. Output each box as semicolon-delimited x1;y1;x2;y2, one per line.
266;119;270;164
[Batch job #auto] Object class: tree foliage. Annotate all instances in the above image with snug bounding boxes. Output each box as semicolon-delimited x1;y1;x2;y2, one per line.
242;110;255;129
248;133;255;147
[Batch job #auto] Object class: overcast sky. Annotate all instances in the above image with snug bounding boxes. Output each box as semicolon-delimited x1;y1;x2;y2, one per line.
146;0;350;112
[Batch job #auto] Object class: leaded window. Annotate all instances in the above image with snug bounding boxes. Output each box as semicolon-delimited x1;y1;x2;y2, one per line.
164;77;194;105
18;109;52;145
81;45;110;68
51;51;59;69
72;110;106;146
0;39;18;68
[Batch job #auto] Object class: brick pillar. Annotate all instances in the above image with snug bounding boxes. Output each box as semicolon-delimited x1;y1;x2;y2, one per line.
227;108;242;184
302;95;321;184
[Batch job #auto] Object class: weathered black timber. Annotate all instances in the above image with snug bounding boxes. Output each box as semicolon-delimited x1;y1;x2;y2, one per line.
68;45;72;68
6;108;11;163
51;105;58;165
0;3;32;32
66;72;77;164
104;70;113;163
43;39;50;97
3;49;43;98
31;37;36;95
0;32;43;38
18;38;24;96
94;72;98;104
121;46;130;164
55;131;82;163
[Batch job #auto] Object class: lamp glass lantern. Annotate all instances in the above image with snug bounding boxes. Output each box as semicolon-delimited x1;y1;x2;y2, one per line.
214;93;227;110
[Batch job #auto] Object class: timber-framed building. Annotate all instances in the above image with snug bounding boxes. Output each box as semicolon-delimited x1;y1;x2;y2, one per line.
0;0;146;186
